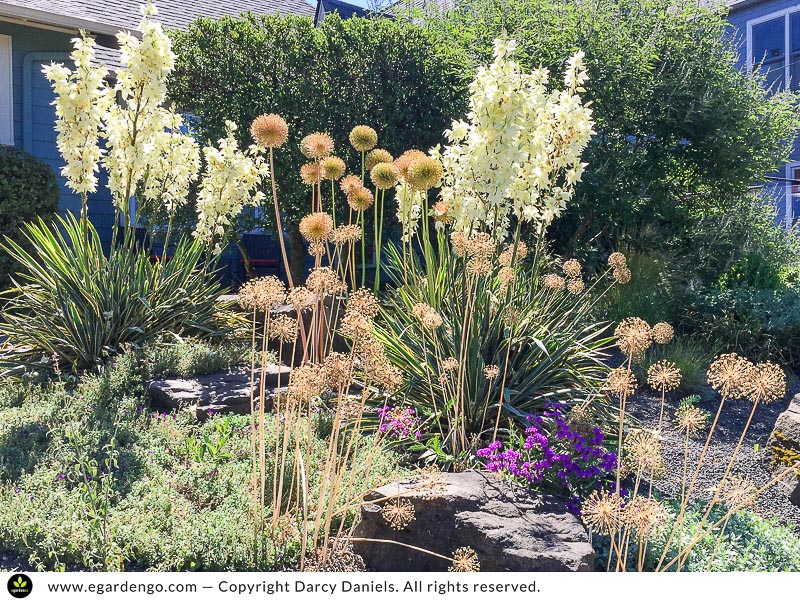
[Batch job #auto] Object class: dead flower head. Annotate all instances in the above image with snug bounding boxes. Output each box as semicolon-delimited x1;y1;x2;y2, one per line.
250;113;288;148
340;174;363;195
347;186;374;212
625;430;666;476
745;361;786;404
305;266;344;297
300;132;334;159
719;475;758;512
407;156;443;191
543;273;566;291
608;252;627;269
581;490;623;535
370;162;400;190
674;404;709;437
382;498;416;530
268;315;297;343
394;149;427;179
450;231;468;258
449;547;480;572
651;322;675;345
347;288;380;319
349;125;378;152
331;224;362;246
299;212;334;242
647;360;682;393
412;302;443;329
498;241;528;266
614;266;632;284
707;353;755;399
288;286;315;313
624;496;668;541
320;156;346;180
483;364;500;380
238;276;286;312
567;277;585;295
615;317;652;357
366;148;393;170
441;357;459;372
606;367;637;399
563;259;582;278
300;162;322;185
322;352;354;389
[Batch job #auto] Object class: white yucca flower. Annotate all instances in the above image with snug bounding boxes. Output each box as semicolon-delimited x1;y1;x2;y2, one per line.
394;183;424;242
194;121;269;253
42;36;112;196
436;38;595;237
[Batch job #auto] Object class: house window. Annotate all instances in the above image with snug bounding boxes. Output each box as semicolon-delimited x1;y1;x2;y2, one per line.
749;7;800;92
788;164;800;228
0;34;13;145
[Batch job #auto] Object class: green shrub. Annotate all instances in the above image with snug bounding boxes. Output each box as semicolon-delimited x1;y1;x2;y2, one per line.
603;249;683;325
143;340;250;379
635;336;715;393
0;146;60;289
0;215;227;372
688;286;800;371
592;500;800;571
0;350;404;571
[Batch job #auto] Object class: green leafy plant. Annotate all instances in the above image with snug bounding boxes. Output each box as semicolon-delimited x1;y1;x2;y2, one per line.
0;146;60;290
0;215;227;371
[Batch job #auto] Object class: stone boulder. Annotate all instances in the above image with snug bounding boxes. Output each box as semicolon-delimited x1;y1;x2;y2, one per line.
147;364;290;420
766;393;800;506
351;470;593;572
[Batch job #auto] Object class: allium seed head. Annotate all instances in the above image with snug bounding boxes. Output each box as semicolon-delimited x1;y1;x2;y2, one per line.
542;274;566;291
370;162;400;190
651;322;675;344
607;367;637;399
674;404;709;437
365;148;393;171
563;259;582;278
406;156;443;191
707;353;755;399
340;174;363;195
250;113;288;148
608;252;627;269
567;278;585;295
349;125;378;152
581;490;623;535
382;498;416;530
300;132;334;160
614;266;632;284
647;360;682;393
615;317;652;357
449;547;480;572
394;149;427;179
299;212;334;242
320;155;346;180
746;361;786;404
347;186;374;212
300;162;321;185
330;224;362;245
483;364;500;379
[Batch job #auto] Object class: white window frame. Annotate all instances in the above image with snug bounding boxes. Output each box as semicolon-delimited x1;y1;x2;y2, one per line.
0;34;13;145
746;4;800;88
786;161;800;229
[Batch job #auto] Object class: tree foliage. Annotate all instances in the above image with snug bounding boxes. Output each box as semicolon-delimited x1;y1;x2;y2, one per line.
424;0;800;257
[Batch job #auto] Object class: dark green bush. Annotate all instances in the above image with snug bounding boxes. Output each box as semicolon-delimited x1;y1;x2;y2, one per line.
0;146;60;289
688;286;800;370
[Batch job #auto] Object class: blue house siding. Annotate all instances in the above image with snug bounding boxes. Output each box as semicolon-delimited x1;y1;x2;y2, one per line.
0;21;117;243
728;0;800;227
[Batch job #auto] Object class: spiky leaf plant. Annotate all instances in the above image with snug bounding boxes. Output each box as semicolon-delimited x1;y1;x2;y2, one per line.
0;214;226;371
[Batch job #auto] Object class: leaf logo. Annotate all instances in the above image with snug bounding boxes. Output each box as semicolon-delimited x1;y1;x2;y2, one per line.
6;573;32;598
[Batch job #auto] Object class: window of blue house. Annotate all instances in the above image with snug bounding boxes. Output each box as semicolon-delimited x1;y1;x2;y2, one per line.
749;9;800;93
752;16;785;91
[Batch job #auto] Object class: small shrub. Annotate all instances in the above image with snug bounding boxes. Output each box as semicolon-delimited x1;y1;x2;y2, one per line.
636;336;715;393
144;340;250;379
0;146;60;289
688;286;800;371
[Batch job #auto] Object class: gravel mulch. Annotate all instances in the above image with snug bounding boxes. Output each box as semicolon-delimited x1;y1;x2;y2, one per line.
625;385;800;532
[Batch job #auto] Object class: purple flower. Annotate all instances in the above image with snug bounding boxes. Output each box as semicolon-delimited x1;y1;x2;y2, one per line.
377;405;422;441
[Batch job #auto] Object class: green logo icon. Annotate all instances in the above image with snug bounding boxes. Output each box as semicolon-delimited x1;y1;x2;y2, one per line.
7;574;32;598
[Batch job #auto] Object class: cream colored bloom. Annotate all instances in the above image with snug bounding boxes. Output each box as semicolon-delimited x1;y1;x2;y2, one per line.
436;39;594;237
194;121;269;252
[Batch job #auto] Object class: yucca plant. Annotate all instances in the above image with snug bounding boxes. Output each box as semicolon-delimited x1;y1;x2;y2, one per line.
0;214;226;371
374;239;616;459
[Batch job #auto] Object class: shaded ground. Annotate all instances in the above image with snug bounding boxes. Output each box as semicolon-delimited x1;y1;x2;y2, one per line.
626;384;800;532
